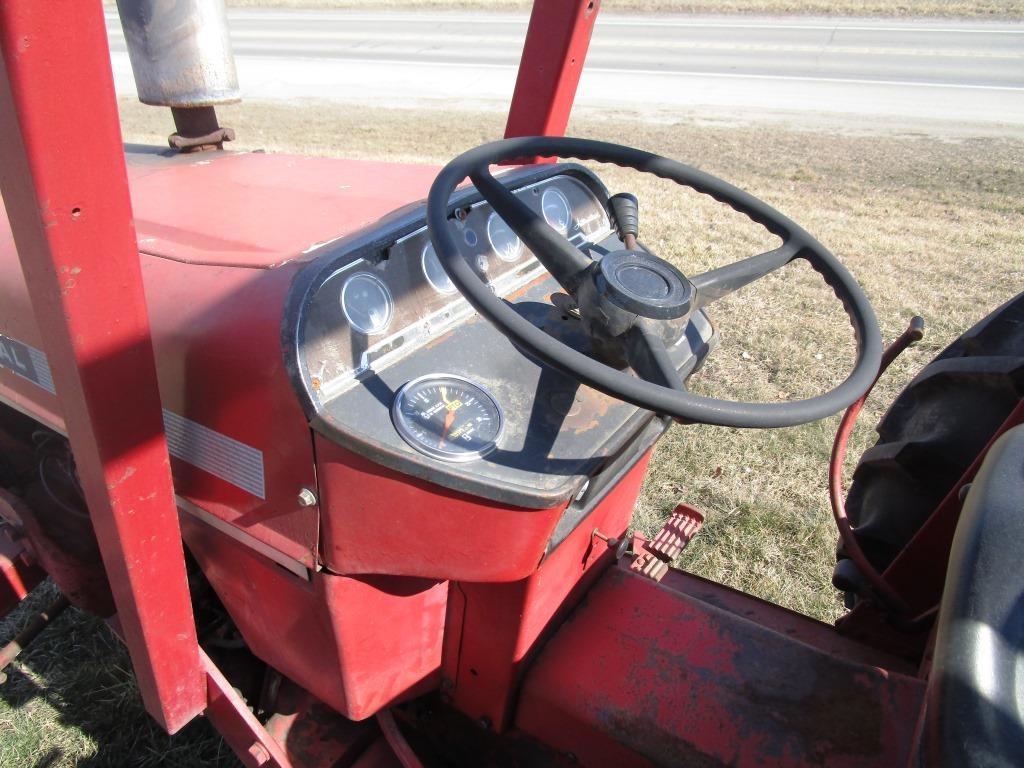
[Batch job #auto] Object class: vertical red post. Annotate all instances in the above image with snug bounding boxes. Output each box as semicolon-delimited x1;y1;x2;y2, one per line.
0;0;205;732
504;0;601;141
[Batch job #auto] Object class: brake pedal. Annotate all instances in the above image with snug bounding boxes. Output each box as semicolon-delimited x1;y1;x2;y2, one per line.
629;504;705;582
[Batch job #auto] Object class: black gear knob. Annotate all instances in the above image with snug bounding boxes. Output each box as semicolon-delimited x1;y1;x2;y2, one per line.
608;193;639;248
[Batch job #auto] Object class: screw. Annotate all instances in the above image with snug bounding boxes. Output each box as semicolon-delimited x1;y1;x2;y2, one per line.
478;716;492;730
297;487;318;507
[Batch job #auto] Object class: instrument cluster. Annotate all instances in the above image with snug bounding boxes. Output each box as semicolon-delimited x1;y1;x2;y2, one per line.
299;173;611;406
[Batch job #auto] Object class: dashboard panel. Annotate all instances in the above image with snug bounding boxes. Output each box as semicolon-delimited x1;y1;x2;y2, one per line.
285;163;716;509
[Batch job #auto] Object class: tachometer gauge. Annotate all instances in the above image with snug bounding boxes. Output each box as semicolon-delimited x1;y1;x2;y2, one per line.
541;187;572;235
487;212;524;262
421;242;456;294
392;374;503;462
341;272;394;335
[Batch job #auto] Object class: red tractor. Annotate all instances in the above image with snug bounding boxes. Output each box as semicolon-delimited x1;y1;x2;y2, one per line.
0;2;1021;766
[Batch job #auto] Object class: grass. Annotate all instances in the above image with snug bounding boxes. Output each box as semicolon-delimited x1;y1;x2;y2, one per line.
215;0;1024;18
1;98;1021;763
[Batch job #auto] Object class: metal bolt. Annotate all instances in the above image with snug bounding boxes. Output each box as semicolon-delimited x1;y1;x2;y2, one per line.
297;487;318;507
247;743;270;766
478;715;492;730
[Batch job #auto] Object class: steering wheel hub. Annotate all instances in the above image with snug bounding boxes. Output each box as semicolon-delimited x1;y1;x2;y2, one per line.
595;250;694;320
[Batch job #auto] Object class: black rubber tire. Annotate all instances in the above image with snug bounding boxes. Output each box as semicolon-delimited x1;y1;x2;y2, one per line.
833;292;1024;603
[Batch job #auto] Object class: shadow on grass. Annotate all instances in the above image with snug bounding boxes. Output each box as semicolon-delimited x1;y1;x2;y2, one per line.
0;581;240;768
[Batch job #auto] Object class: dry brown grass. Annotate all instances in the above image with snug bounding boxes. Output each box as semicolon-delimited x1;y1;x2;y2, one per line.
218;0;1024;19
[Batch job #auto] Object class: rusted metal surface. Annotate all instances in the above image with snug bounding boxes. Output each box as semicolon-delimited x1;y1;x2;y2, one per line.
517;566;926;767
0;1;205;731
168;106;235;152
504;0;600;142
264;679;384;768
647;564;918;675
0;592;69;682
202;649;294;768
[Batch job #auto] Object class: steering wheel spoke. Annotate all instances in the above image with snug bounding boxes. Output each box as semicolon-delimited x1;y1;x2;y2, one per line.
690;241;801;310
470;167;592;294
626;325;687;396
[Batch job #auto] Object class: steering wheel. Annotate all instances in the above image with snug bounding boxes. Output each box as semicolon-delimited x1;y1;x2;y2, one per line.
426;137;882;428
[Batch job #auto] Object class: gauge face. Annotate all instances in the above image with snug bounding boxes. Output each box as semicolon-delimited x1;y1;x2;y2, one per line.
341;272;394;335
421;242;456;295
541;188;572;235
392;374;503;462
487;212;524;262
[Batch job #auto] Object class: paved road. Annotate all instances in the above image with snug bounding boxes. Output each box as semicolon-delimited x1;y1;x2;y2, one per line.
106;10;1024;134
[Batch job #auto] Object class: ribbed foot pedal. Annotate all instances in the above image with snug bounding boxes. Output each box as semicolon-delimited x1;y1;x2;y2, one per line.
630;504;705;583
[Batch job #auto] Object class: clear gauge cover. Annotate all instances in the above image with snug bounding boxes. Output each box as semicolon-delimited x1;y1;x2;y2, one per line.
541;187;572;235
341;272;394;335
487;212;525;262
421;242;457;295
392;374;504;462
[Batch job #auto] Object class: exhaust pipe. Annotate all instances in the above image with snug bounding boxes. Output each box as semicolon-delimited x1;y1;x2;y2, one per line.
115;0;240;151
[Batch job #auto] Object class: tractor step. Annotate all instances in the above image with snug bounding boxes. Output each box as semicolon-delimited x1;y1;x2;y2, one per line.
629;503;704;582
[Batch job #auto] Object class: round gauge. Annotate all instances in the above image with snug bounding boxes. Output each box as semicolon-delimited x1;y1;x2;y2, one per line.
341;272;394;335
541;188;572;235
421;242;456;295
392;374;503;462
487;212;524;262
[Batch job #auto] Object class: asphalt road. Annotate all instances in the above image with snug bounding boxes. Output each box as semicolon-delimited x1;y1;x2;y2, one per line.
106;10;1024;135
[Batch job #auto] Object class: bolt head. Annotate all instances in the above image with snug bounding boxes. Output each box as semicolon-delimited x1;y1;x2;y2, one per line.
247;743;270;766
297;487;318;507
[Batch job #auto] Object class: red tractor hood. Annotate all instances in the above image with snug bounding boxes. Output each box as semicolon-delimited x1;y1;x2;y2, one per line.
124;148;441;269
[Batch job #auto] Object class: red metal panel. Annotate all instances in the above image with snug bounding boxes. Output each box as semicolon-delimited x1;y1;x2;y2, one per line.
315;440;567;582
504;0;601;140
0;0;204;732
445;451;653;730
516;566;926;767
141;256;320;568
182;514;447;721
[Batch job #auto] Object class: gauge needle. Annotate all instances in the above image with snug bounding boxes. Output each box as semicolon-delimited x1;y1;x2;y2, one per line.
438;408;456;448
